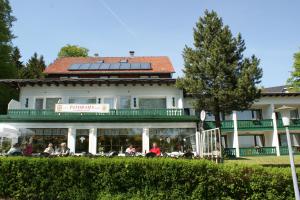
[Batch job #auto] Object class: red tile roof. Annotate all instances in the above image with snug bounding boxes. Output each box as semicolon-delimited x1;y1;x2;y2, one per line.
44;56;175;74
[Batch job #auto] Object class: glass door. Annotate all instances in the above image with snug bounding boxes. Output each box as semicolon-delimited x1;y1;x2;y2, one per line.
75;129;89;153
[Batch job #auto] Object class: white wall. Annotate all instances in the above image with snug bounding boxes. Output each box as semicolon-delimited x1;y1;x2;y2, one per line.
19;84;183;109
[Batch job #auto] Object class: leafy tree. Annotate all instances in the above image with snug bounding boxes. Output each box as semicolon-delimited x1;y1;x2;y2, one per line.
11;47;25;78
287;50;300;91
0;0;18;114
22;52;46;79
177;10;262;130
58;44;89;58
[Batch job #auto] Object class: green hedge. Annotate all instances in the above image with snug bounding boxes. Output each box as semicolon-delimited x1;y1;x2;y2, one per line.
0;157;297;200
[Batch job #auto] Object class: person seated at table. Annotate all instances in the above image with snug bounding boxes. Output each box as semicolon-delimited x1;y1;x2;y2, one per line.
57;142;70;156
7;143;22;156
43;143;55;155
125;144;136;155
22;137;33;156
148;142;161;157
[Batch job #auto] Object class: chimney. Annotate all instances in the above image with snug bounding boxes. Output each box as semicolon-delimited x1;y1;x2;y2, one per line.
129;51;135;57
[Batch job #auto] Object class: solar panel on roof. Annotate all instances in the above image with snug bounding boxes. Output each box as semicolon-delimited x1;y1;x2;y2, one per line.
68;62;152;71
120;63;131;70
79;63;91;70
68;63;82;70
89;63;101;70
140;63;151;69
110;63;120;69
130;63;141;69
100;63;110;70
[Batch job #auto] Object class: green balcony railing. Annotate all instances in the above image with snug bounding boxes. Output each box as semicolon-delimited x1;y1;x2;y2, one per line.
237;119;273;131
203;120;234;131
204;119;274;132
277;119;300;130
1;109;199;123
279;146;300;155
239;147;277;156
223;148;236;158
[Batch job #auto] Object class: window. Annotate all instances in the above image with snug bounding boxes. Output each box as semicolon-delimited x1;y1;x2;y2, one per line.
25;98;29;108
119;96;131;109
172;97;176;107
133;98;137;108
290;109;299;119
98;98;101;104
103;97;115;109
149;128;196;153
140;76;149;78
18;128;68;153
97;129;142;153
69;97;96;104
35;98;44;110
46;98;61;110
139;98;166;109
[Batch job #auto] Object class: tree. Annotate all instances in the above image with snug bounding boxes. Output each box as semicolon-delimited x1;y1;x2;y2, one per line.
177;10;262;130
58;44;89;58
287;50;300;91
0;0;18;114
11;47;25;78
22;52;46;79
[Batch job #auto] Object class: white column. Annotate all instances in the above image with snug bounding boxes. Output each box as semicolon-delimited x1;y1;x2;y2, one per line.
232;111;240;157
142;128;149;153
195;131;201;156
88;128;97;154
271;104;280;156
67;128;76;153
178;98;183;109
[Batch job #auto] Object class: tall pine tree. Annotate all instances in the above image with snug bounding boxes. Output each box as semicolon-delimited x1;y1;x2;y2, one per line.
11;46;25;78
287;49;300;91
177;10;262;130
22;52;46;79
0;0;18;113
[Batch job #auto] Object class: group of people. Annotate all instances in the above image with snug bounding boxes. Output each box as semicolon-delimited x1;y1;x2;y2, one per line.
6;141;70;157
125;142;161;157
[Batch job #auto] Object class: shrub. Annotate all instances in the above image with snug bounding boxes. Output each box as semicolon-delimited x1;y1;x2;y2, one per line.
0;157;296;200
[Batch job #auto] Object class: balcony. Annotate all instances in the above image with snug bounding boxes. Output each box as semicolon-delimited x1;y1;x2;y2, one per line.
0;109;199;123
239;147;277;156
277;119;300;130
279;146;300;155
204;119;274;132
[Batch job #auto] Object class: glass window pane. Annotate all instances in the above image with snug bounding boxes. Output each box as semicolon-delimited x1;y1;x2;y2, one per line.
69;97;96;104
119;96;131;109
149;128;196;153
139;98;166;109
46;98;61;110
18;128;68;153
104;98;115;109
97;128;142;153
35;98;44;110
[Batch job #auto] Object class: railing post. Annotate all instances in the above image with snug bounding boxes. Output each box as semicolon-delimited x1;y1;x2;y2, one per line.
232;111;240;157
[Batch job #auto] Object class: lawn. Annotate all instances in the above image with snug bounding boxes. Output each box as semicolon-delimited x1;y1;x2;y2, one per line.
225;155;300;166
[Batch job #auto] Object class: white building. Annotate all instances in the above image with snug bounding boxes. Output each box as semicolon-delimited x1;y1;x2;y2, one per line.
0;54;299;157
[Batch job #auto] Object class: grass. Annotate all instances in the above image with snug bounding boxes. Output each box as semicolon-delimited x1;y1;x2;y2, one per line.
225;155;300;166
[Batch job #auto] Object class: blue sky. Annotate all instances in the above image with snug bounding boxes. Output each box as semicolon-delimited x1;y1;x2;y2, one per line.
10;0;300;87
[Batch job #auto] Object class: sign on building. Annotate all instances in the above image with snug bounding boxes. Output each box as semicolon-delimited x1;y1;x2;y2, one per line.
55;104;110;113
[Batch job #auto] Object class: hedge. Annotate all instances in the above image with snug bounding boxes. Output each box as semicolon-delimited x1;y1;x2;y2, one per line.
0;157;297;200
